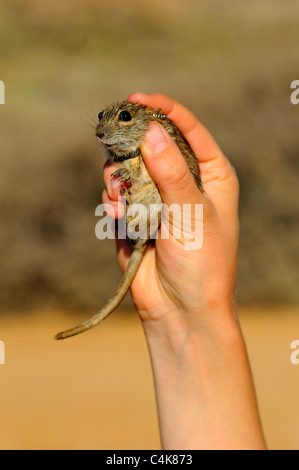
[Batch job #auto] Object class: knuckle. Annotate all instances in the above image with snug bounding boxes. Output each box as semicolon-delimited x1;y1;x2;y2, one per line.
164;160;192;191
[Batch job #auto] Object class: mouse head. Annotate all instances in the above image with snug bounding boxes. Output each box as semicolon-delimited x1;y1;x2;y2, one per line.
96;100;166;160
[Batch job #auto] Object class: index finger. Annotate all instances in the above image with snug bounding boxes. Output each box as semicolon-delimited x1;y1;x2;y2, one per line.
103;161;122;200
127;92;224;162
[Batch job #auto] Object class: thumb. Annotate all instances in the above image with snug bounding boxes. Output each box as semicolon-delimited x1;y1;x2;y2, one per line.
140;122;203;207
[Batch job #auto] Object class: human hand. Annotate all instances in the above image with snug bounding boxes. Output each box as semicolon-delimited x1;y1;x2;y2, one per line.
102;93;265;449
102;92;239;330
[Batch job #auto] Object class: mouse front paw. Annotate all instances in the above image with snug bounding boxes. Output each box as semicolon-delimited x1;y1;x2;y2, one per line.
112;167;132;195
112;168;131;184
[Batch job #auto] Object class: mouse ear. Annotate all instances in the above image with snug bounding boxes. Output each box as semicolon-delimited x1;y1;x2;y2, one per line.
152;108;167;122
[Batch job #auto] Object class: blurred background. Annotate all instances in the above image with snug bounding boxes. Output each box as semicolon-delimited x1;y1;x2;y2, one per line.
0;0;298;449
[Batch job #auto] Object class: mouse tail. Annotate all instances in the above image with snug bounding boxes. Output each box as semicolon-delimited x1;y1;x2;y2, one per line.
54;244;148;340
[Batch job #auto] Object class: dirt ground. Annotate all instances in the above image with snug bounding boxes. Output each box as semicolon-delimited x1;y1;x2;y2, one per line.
0;307;299;450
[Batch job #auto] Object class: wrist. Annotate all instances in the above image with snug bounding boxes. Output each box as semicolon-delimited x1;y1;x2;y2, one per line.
140;294;238;343
141;301;242;376
141;305;266;450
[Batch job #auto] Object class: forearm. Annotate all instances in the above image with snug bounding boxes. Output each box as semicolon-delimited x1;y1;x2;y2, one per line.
142;307;267;450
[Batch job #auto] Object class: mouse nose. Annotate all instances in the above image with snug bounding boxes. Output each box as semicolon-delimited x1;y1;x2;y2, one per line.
97;133;105;139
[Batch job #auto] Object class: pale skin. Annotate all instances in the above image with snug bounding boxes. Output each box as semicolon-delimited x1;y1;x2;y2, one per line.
102;93;266;450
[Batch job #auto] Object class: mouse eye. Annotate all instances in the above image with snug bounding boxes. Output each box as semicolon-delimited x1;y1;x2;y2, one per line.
98;111;103;121
119;111;132;122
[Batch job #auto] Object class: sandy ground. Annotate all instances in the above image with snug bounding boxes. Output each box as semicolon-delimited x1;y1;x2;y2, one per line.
0;307;299;450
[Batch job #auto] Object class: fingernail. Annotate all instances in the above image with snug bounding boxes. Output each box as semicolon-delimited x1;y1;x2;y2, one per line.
108;178;121;195
110;178;121;191
145;123;168;154
103;203;115;218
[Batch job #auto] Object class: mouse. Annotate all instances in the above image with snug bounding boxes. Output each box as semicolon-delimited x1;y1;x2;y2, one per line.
55;100;202;339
